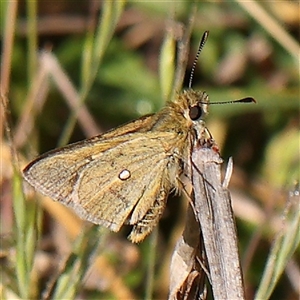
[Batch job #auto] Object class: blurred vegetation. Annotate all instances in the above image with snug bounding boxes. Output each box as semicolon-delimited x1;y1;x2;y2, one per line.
1;1;299;299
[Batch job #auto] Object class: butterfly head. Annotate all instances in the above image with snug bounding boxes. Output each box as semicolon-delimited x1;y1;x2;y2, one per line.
175;89;209;125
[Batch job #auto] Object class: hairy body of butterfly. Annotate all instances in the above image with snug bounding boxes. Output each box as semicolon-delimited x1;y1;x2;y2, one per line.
23;89;210;242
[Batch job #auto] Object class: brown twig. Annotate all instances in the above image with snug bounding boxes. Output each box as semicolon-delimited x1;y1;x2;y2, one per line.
191;146;245;299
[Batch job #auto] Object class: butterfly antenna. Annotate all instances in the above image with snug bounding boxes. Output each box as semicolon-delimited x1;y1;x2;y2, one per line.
210;97;256;105
188;31;209;89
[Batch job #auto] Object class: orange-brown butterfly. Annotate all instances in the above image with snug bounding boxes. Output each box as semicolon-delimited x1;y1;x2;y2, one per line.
23;31;254;242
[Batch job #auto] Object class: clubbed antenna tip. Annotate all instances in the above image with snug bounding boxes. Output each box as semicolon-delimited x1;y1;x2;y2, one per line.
188;31;209;89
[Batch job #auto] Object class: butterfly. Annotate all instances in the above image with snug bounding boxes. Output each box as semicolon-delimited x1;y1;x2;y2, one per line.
23;31;254;242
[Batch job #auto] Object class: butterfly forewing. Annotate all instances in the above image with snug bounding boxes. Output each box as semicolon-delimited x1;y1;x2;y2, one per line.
23;128;183;239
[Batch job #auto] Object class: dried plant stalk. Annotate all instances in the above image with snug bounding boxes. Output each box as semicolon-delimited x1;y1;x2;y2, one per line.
191;145;245;299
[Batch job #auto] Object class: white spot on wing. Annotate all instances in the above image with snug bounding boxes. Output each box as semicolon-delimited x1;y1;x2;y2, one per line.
118;169;131;181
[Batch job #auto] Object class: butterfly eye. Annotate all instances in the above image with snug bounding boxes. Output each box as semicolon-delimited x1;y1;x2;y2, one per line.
189;105;202;120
